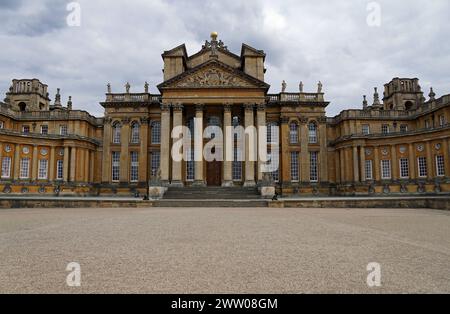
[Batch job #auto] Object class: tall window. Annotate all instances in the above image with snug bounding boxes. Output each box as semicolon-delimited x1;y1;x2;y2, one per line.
362;124;370;135
267;122;279;144
232;148;242;181
381;160;391;179
308;122;318;144
40;125;48;135
151;122;161;144
365;160;373;180
57;160;64;180
290;152;299;181
400;124;408;133
130;123;140;144
22;125;30;134
425;120;430;129
60;125;68;135
289;122;298;144
436;155;445;177
267;151;279;182
1;157;11;178
0;121;4;129
19;158;30;179
186;148;195;181
381;124;390;135
151;152;160;177
310;152;318;182
400;158;409;178
112;152;120;182
38;159;48;179
439;115;445;127
418;157;427;178
130;152;139;182
112;122;121;144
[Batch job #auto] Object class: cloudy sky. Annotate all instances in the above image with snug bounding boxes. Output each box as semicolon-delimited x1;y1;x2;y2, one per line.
0;0;449;117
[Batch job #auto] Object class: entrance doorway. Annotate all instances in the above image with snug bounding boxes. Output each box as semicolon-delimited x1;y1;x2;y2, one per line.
207;160;222;186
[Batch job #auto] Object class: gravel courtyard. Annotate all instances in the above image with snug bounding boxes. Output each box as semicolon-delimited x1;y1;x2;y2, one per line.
0;207;449;294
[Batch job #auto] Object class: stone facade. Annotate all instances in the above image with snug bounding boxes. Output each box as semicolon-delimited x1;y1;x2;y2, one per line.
0;34;449;197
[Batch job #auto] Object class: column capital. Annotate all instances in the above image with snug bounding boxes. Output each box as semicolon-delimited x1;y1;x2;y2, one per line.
122;117;130;125
224;104;232;113
256;103;266;111
299;116;309;124
140;117;150;125
317;116;327;124
172;103;184;112
104;117;112;125
243;103;254;111
160;104;171;112
195;103;205;112
280;116;290;124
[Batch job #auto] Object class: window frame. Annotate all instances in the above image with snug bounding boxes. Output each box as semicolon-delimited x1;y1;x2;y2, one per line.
417;157;428;178
436;155;445;177
381;159;391;180
290;151;299;182
399;158;409;179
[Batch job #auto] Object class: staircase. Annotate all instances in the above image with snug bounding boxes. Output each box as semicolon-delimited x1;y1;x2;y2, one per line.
155;186;268;208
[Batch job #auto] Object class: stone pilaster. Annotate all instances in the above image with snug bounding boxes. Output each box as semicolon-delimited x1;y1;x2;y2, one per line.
63;146;70;182
339;149;345;183
243;103;255;187
102;117;112;183
353;145;359;182
84;149;90;182
160;104;171;185
443;139;450;177
426;141;433;179
408;143;416;179
300;117;309;183
139;118;149;183
120;118;130;182
13;144;20;180
318;118;328;182
391;145;398;180
374;146;380;181
49;146;55;181
171;103;184;186
70;147;77;182
360;145;366;182
89;150;95;183
280;117;290;186
31;145;38;181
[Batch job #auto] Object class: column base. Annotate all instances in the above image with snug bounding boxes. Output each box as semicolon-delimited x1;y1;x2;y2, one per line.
244;181;256;187
193;180;206;187
222;181;233;187
170;180;184;187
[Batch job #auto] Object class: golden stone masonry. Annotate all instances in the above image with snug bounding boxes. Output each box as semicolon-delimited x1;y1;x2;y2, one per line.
0;33;449;196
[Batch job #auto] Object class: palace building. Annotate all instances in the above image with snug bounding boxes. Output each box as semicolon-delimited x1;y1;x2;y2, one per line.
0;33;449;197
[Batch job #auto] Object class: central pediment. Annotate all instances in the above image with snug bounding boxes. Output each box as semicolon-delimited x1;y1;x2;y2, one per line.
158;60;269;91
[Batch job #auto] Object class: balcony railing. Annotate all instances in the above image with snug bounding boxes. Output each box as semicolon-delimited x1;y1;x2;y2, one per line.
267;92;325;103
106;93;162;103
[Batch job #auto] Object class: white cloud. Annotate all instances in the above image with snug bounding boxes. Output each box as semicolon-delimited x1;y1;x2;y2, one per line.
0;0;449;116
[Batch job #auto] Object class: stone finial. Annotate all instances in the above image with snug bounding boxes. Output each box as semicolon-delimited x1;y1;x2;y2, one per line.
107;83;111;94
299;81;304;93
67;96;72;110
429;87;436;100
317;81;323;93
54;88;62;107
372;87;381;107
144;81;149;93
362;95;368;109
125;82;131;93
281;80;287;93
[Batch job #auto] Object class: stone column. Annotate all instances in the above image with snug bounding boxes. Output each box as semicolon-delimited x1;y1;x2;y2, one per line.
318;118;328;182
426;141;433;179
244;104;256;187
339;149;345;183
222;105;232;186
0;144;2;173
374;146;380;181
360;146;366;182
139;118;149;183
194;104;206;186
84;149;90;182
280;117;290;186
70;147;77;182
63;146;70;182
334;150;340;183
391;145;398;180
31;145;38;181
13;144;21;180
120;119;130;182
408;143;416;179
171;104;184;186
49;146;55;181
256;104;266;182
353;145;359;182
89;150;95;183
160;104;171;185
101;118;112;183
443;139;450;177
300;117;309;183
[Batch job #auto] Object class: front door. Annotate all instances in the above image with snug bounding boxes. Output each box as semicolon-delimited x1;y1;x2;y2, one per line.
207;160;222;186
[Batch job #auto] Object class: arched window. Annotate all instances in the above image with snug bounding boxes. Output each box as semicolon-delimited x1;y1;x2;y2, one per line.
112;122;121;144
404;101;414;111
19;102;26;112
151;121;161;144
308;122;318;144
130;122;140;144
289;122;298;144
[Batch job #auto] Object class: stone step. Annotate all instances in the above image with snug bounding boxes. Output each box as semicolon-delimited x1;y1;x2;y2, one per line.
163;187;260;200
154;199;268;208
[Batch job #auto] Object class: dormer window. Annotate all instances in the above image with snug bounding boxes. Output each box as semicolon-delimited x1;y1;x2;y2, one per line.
381;124;390;135
60;125;68;135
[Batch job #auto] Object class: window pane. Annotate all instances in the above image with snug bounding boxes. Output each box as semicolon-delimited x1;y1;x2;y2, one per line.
290;152;299;181
418;157;427;177
151;122;161;144
308;123;317;144
310;152;318;182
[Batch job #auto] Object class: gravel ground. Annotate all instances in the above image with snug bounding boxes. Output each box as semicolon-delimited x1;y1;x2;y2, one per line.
0;207;449;294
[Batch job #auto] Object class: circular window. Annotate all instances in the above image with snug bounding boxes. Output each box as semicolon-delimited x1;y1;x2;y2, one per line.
417;144;424;152
59;149;64;156
23;147;30;154
4;145;11;153
40;148;48;156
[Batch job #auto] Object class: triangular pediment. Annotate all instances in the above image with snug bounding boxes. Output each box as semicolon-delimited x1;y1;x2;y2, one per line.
158;60;269;90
